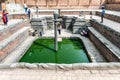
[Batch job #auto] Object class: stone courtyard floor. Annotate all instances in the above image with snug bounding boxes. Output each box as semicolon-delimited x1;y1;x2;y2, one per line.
0;68;120;80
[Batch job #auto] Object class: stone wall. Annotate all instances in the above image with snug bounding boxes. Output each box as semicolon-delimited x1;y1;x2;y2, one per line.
15;0;106;9
88;27;120;62
90;20;120;49
96;12;120;23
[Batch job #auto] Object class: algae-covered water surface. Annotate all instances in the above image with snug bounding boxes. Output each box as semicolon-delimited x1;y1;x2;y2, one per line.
20;38;90;63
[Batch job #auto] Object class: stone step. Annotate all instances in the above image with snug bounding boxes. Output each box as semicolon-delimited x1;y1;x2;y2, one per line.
91;16;120;48
0;27;29;61
88;27;120;62
0;19;25;41
1;36;36;63
96;10;120;23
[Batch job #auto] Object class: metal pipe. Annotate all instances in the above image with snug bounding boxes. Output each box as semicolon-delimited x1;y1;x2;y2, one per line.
54;10;58;51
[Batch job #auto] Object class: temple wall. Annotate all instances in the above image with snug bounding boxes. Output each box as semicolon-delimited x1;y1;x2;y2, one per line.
106;0;120;11
14;0;106;9
107;0;120;3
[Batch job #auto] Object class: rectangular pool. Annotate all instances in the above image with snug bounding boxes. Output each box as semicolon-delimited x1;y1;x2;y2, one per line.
19;38;90;63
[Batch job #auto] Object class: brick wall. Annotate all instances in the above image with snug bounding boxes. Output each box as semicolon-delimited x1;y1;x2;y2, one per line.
106;0;120;11
91;20;120;49
0;29;28;61
106;4;120;11
88;29;120;62
15;0;106;9
107;0;120;4
96;12;120;23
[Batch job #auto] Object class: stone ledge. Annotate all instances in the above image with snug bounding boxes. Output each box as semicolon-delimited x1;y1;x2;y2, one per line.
0;63;120;70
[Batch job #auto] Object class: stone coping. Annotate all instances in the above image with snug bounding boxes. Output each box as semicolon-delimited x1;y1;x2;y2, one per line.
88;27;120;60
0;63;120;70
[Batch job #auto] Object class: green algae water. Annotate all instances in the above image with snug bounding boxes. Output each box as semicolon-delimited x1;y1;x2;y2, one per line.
20;38;90;63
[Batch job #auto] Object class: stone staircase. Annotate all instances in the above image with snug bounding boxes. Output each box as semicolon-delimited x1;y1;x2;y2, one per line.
0;19;25;41
0;19;30;62
88;11;120;62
